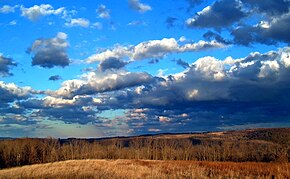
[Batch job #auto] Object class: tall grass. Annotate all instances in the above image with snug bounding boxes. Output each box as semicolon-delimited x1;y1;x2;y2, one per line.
0;159;288;178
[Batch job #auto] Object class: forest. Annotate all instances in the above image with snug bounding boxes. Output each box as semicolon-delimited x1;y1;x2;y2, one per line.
0;128;289;169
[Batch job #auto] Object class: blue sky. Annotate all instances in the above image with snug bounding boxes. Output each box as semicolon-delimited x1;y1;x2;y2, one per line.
0;0;290;138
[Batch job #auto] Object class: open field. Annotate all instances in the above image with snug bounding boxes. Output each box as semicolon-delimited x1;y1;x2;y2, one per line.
0;159;289;179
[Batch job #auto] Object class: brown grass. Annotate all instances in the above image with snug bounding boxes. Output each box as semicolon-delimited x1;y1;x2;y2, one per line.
0;159;289;179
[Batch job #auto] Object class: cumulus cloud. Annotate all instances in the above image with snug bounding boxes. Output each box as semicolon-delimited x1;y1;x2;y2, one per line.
0;55;17;77
49;75;62;81
17;95;100;124
20;4;65;21
96;5;110;18
0;5;17;14
27;32;70;68
86;38;226;63
50;70;153;98
232;12;290;45
186;0;246;28
11;47;290;131
0;81;33;105
65;18;90;27
129;0;152;13
186;0;290;45
117;47;290;134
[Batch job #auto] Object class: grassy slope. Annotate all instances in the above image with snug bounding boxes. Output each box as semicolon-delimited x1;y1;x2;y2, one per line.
0;159;289;179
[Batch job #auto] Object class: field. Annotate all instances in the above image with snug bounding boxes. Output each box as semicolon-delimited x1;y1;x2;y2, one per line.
0;159;289;178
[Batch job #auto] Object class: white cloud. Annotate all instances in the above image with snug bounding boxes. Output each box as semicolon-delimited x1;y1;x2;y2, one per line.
86;38;226;63
8;20;17;26
93;22;102;30
20;4;65;21
0;81;33;99
129;0;151;13
0;5;17;14
96;5;110;19
51;70;152;98
281;51;290;68
193;56;226;80
258;60;280;78
65;18;90;28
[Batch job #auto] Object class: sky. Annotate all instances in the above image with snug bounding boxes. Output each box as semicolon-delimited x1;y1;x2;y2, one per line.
0;0;290;138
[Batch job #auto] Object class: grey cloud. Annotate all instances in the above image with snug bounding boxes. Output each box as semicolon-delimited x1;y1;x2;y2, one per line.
0;55;17;77
203;31;231;44
0;116;37;125
49;75;62;81
176;59;189;68
232;13;290;45
148;59;159;64
165;17;177;28
186;0;246;28
98;57;128;71
0;81;31;104
28;32;70;68
242;0;290;16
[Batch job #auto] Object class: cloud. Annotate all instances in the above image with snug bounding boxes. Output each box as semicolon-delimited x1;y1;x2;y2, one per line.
86;38;226;63
186;0;246;28
20;4;65;21
50;70;154;98
127;20;146;26
129;0;152;13
0;81;32;105
176;59;189;69
10;47;290;131
17;95;100;125
232;12;290;45
98;57;128;71
165;17;177;28
27;32;70;68
65;18;90;27
93;22;102;29
0;55;17;77
0;115;37;125
49;75;62;81
0;5;17;14
242;0;290;16
96;5;110;19
185;0;290;45
203;31;231;44
8;20;17;26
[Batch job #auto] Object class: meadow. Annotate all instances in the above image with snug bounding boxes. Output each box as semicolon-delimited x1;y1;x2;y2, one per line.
0;159;289;178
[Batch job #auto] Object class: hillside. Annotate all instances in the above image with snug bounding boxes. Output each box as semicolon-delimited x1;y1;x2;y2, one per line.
0;159;289;178
0;127;289;169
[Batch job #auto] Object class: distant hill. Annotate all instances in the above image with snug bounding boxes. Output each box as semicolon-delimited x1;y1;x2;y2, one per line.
0;127;289;169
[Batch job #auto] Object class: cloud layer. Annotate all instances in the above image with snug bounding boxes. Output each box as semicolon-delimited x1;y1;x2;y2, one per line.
86;38;226;63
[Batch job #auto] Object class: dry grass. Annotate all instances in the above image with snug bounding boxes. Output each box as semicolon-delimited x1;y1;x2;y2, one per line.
0;159;289;179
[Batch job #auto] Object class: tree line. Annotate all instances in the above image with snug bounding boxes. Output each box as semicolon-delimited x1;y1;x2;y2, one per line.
0;136;289;169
